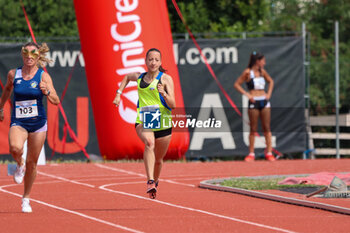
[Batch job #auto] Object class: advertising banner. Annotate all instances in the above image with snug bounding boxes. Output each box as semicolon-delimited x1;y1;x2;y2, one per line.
174;37;306;158
0;37;305;160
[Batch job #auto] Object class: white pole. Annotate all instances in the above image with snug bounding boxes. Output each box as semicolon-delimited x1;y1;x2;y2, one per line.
302;22;308;159
335;21;340;159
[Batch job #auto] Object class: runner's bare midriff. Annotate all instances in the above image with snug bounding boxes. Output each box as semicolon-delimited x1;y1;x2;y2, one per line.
250;89;266;97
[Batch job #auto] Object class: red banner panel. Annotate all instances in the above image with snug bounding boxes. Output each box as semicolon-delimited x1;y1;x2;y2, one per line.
74;0;189;159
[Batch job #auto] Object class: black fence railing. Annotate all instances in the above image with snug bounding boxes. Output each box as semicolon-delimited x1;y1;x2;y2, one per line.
0;31;300;42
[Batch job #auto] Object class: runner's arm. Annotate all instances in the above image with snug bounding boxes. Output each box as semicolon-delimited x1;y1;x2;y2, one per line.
158;74;176;109
113;72;140;106
234;69;254;101
0;69;15;121
40;72;60;105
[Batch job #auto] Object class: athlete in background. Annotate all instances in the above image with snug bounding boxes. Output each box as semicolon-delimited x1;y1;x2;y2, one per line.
0;42;60;212
113;48;175;199
234;52;275;161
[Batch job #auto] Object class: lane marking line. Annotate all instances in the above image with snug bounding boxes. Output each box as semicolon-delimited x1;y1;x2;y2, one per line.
75;177;143;182
95;164;195;187
38;171;95;188
8;168;297;233
99;181;145;186
95;164;145;177
0;184;144;233
99;183;297;233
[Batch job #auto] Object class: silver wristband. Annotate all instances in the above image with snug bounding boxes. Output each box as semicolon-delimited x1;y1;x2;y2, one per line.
117;89;122;94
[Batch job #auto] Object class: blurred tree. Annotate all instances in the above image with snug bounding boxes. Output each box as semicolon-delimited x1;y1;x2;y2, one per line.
167;0;270;37
269;0;350;113
0;0;78;37
167;0;211;34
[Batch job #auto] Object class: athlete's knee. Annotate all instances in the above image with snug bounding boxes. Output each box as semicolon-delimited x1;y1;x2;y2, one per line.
25;160;37;172
250;128;257;134
264;130;271;136
155;158;163;166
10;145;23;157
261;121;270;131
249;123;258;132
144;138;155;150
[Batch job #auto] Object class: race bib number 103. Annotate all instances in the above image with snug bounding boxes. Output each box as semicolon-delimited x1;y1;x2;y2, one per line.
15;100;38;118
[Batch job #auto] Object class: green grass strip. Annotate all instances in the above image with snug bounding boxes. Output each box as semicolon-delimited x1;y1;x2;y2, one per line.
221;177;320;190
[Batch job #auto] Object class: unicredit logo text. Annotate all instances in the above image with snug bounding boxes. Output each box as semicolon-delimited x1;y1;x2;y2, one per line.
111;0;145;124
111;0;146;76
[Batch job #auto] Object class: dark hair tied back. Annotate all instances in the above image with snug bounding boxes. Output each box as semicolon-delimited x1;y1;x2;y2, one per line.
247;51;264;69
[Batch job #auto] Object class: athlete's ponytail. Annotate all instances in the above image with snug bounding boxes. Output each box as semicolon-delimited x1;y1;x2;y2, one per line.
158;65;167;73
146;48;167;73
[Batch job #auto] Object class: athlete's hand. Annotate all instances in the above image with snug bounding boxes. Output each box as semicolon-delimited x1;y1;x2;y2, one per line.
157;83;167;98
265;93;271;101
113;94;121;106
246;94;255;103
39;81;50;96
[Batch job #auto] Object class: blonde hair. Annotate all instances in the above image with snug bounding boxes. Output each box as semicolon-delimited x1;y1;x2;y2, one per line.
22;42;52;67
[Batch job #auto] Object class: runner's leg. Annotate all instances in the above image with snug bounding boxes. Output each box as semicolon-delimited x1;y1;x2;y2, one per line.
248;109;260;153
23;131;46;198
136;124;155;181
9;126;28;166
260;107;272;153
154;135;171;182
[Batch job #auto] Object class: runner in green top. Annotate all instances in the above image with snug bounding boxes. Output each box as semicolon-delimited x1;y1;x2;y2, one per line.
113;48;176;199
135;70;172;131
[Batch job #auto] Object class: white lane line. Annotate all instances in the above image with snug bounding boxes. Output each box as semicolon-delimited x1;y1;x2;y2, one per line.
0;180;63;190
95;164;145;177
0;184;144;233
99;183;297;233
75;177;143;182
95;163;195;187
169;177;215;181
38;171;95;188
159;179;195;187
23;169;297;233
102;181;144;186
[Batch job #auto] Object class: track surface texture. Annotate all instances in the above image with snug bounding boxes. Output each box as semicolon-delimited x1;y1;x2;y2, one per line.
0;159;349;233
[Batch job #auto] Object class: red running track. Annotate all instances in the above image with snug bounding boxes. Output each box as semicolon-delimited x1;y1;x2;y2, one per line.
0;159;349;233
